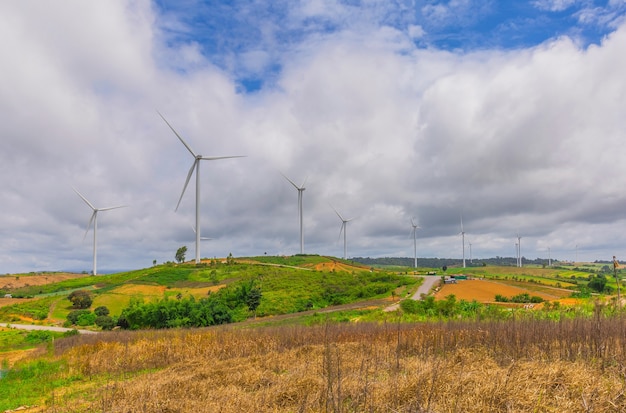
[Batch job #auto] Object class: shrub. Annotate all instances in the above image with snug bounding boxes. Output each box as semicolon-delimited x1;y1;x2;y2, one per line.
67;309;91;325
95;315;116;330
76;312;96;326
67;290;92;309
94;306;110;317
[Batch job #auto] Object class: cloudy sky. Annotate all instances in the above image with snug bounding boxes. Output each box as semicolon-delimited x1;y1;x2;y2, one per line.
2;0;626;274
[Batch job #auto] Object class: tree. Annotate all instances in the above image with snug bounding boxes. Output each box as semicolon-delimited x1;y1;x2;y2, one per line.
95;315;116;330
588;274;608;293
153;259;157;266
175;246;188;263
68;290;93;309
94;306;110;317
246;286;262;318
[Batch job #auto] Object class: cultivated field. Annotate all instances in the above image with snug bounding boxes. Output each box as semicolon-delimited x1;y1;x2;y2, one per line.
434;278;571;303
0;273;87;289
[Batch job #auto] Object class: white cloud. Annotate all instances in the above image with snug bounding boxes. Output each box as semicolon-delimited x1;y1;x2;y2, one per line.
532;0;580;12
1;1;626;273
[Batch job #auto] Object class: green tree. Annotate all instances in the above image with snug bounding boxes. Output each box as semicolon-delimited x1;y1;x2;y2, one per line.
175;246;188;263
588;274;608;293
246;286;262;318
95;315;116;330
94;306;110;317
67;290;93;309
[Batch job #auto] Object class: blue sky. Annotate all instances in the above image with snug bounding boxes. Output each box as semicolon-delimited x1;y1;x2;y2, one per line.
154;0;626;92
1;0;626;273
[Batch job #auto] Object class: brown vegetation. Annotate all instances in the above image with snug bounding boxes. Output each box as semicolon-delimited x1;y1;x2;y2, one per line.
28;309;626;412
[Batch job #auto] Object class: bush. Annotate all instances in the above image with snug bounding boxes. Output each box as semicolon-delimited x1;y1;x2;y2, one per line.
67;309;91;325
94;306;110;317
95;315;116;330
67;290;93;309
76;312;96;326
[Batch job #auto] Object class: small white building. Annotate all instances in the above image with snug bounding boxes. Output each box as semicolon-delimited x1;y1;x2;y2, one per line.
3;294;12;298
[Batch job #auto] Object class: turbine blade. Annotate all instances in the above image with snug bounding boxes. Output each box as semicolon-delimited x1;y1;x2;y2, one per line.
176;160;197;211
301;175;308;188
338;222;345;242
200;155;246;161
157;111;197;157
84;211;97;240
98;205;127;211
329;203;344;221
280;172;301;190
73;187;96;211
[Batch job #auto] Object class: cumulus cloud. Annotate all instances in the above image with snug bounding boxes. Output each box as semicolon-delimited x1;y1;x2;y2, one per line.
1;0;626;273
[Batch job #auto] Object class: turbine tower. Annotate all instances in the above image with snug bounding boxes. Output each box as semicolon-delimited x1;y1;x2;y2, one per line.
73;187;125;276
282;173;306;254
331;205;354;260
158;111;244;264
516;233;522;267
460;216;466;268
410;217;420;268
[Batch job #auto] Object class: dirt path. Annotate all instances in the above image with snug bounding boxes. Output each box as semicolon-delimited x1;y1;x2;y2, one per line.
384;276;441;312
2;323;97;335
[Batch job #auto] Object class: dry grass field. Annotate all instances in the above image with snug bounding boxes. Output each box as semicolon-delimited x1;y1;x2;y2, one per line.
20;314;626;412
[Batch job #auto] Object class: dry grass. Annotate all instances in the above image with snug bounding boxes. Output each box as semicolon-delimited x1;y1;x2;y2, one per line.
28;311;626;412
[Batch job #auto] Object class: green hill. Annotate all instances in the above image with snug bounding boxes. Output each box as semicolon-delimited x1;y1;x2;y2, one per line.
0;256;419;328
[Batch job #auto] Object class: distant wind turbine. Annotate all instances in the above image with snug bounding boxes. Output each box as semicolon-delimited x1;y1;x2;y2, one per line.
282;173;306;254
73;187;126;276
410;217;421;268
331;204;354;260
460;216;466;268
158;111;245;264
517;233;522;267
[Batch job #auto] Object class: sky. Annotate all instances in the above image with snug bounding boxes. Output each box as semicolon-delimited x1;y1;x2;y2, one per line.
2;0;626;274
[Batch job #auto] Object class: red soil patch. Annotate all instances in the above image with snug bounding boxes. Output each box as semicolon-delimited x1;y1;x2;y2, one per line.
434;279;558;303
0;273;87;289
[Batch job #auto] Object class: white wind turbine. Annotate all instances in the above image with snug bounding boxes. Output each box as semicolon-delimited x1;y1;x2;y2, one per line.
159;111;244;264
517;233;522;267
282;173;306;254
73;187;126;276
460;216;466;268
410;217;421;268
331;204;354;260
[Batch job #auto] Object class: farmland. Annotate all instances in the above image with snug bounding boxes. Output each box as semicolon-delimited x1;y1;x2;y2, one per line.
1;258;624;412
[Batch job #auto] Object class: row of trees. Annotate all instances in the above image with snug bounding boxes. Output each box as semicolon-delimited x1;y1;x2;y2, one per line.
65;279;262;330
117;280;262;329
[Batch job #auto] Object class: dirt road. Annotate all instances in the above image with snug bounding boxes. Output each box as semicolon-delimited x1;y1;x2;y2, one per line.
2;323;97;335
384;275;441;312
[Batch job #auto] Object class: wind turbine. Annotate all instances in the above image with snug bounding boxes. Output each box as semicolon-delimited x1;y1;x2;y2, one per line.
331;204;354;260
410;217;420;268
516;233;522;267
460;216;466;268
158;111;244;264
73;187;126;276
282;173;306;254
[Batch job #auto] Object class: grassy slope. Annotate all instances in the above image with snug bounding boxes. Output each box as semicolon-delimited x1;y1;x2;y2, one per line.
0;256;419;324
